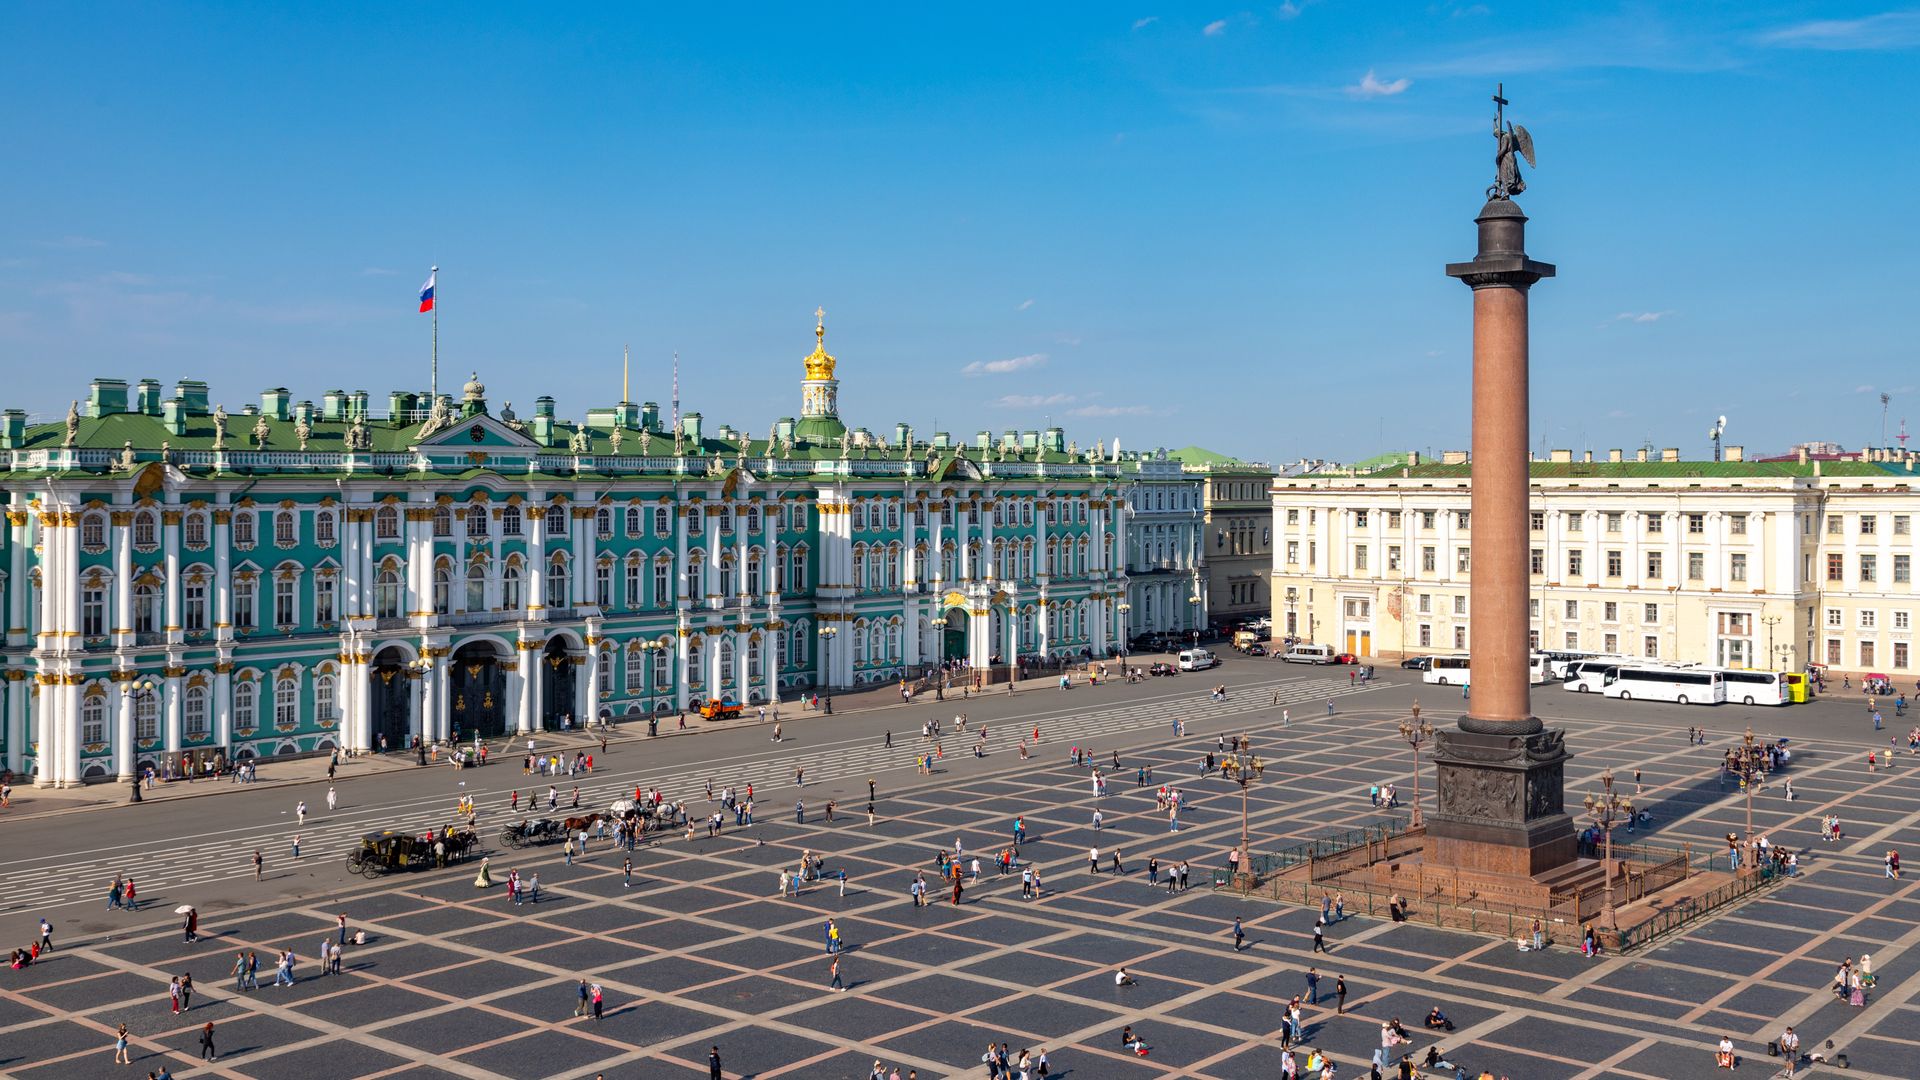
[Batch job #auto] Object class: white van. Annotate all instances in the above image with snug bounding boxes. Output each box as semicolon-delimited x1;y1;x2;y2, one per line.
1178;649;1219;671
1284;644;1336;665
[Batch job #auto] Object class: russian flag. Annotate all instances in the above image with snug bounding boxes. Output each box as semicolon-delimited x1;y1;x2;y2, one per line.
418;267;437;313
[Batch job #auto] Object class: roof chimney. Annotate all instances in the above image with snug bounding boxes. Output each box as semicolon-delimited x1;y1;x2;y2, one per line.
1635;448;1648;463
1661;447;1680;463
1583;450;1593;463
1725;445;1743;462
1549;448;1572;463
1608;449;1623;463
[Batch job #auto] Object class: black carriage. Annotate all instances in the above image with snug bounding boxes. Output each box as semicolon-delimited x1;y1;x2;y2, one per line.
347;827;478;877
498;817;566;849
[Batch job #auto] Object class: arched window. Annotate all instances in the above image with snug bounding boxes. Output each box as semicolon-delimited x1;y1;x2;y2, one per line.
653;506;670;536
185;684;210;738
499;503;522;536
718;639;735;684
502;563;522;610
375;567;402;619
790;621;809;664
375;505;401;540
652;642;671;689
854;621;870;665
687;639;705;689
774;544;789;592
232;509;256;548
432;506;452;537
625;643;645;692
133;509;159;550
134;583;160;634
466;561;486;612
851;544;867;591
315;510;337;547
789;545;808;591
595;506;613;540
547;554;568;607
547;503;568;536
135;691;160;740
595;559;611;607
653;556;672;609
82;693;106;744
81;512;107;552
718;555;735;598
233;680;257;733
275;676;299;728
184;511;209;549
598;645;614;695
274;509;297;547
748;638;763;679
432;563;451;614
81;583;106;637
466;506;489;538
625;506;643;537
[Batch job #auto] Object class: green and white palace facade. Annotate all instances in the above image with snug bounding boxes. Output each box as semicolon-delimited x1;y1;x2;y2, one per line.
0;315;1136;785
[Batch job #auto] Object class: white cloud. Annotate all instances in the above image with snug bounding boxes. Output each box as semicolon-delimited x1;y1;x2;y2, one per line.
36;235;106;249
1758;11;1920;51
1348;69;1411;98
1613;310;1672;323
360;267;400;277
1276;1;1304;18
995;393;1077;408
1203;19;1229;36
1605;409;1631;419
1015;298;1035;311
1856;384;1880;394
962;353;1048;377
1133;16;1159;29
1069;404;1152;417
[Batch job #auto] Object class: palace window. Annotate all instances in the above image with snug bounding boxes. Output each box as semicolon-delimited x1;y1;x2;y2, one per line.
375;569;402;619
1729;513;1747;535
1898;554;1912;584
1646;551;1663;580
81;513;106;552
1456;548;1471;573
1564;600;1579;620
1387;545;1401;572
467;508;489;538
313;675;335;722
1421;547;1436;573
1644;636;1660;659
547;556;568;607
653;559;671;608
1529;548;1544;575
315;510;336;547
1605;512;1622;533
1861;554;1879;584
1860;609;1878;630
547;505;568;537
625;507;643;538
233;578;257;630
1529;511;1544;532
1687;552;1705;581
1862;514;1879;536
433;565;451;614
135;692;159;741
466;563;486;611
184;511;208;549
1454;595;1468;616
314;575;336;624
596;506;613;540
134;510;158;551
232;511;255;549
233;680;256;733
1645;603;1660;623
627;647;645;692
432;506;452;537
81;586;106;637
625;561;643;609
653;644;671;687
275;676;298;728
82;694;106;745
1686;513;1705;534
274;576;297;628
1604;602;1618;621
596;561;611;607
184;579;208;632
1646;514;1664;535
375;505;401;540
1828;553;1844;582
274;509;297;547
500;504;522;536
1567;549;1583;576
1730;553;1747;582
653;507;670;536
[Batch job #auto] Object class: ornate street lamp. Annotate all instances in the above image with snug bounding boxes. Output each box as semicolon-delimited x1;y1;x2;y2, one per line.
1226;733;1261;884
1398;701;1435;828
817;625;839;691
122;677;158;803
1582;768;1634;928
1732;726;1767;851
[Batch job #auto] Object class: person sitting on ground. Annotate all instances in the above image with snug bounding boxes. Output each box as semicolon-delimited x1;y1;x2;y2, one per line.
1114;966;1136;986
1425;1007;1455;1031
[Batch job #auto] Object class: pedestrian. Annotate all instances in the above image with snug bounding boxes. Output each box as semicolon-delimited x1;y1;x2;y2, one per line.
1313;919;1327;953
829;955;845;991
246;950;259;990
575;979;591;1017
1089;846;1099;874
710;1046;724;1080
326;786;337;812
1336;975;1347;1014
108;877;124;911
39;916;53;952
1306;966;1319;1004
623;856;633;888
1232;917;1245;952
180;972;194;1010
291;833;301;859
337;912;348;946
296;800;307;827
198;1021;216;1061
114;1022;131;1064
591;983;604;1020
169;975;182;1014
253;850;264;881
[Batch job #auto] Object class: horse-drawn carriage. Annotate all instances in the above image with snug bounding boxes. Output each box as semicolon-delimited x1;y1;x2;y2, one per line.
499;813;604;848
346;826;478;877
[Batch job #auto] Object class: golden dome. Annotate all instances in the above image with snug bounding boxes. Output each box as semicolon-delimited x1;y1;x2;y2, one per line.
803;306;836;381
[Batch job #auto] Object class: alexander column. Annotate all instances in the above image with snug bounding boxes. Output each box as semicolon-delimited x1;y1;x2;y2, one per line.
1426;87;1576;882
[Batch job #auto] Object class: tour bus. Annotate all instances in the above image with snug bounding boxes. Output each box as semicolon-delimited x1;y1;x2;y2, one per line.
1283;643;1337;665
1720;669;1791;706
1601;665;1726;705
1533;650;1612;681
1423;656;1472;685
1563;661;1622;693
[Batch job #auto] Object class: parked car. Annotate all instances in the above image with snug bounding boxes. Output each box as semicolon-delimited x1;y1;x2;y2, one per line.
1333;652;1359;665
1149;662;1177;676
1245;643;1267;657
1400;656;1433;671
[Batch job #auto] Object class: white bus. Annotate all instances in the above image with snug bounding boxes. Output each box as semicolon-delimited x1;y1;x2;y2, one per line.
1602;665;1726;705
1719;669;1790;706
1563;661;1621;694
1423;656;1472;685
1534;650;1619;681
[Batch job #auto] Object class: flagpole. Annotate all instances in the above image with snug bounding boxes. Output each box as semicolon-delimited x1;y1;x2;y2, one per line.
430;265;440;403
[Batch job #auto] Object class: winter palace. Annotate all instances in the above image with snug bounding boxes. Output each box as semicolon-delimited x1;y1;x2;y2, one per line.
1;313;1145;786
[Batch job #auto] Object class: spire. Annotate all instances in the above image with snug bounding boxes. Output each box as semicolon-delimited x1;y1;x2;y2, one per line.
622;344;630;405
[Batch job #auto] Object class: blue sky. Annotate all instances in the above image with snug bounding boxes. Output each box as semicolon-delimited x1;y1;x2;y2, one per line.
2;4;1916;463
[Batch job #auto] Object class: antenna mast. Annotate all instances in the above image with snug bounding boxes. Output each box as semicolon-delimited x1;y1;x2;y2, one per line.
671;351;680;433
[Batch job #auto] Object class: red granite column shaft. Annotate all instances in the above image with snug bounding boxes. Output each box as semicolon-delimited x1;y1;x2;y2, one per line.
1469;284;1532;726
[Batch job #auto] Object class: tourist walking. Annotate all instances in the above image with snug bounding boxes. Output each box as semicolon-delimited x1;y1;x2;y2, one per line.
198;1021;216;1061
114;1023;131;1064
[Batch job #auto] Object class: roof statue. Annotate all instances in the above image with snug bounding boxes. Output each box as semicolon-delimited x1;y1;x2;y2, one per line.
119;440;137;470
211;405;228;450
251;413;271;449
569;425;590;454
346;413;371;451
609;427;624;454
294;417;312;451
638;428;652;455
64;401;80;448
673;428;685;456
1489;83;1536;200
418;396;453;438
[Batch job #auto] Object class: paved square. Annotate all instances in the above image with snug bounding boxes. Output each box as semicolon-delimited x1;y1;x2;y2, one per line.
6;672;1920;1077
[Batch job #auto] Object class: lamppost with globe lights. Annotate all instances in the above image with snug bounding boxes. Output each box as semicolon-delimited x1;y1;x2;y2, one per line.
122;676;158;802
1398;701;1435;828
1187;594;1201;649
407;656;434;761
817;625;839;694
1582;768;1634;928
638;639;667;723
1116;603;1131;673
1731;726;1768;852
1226;733;1262;884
